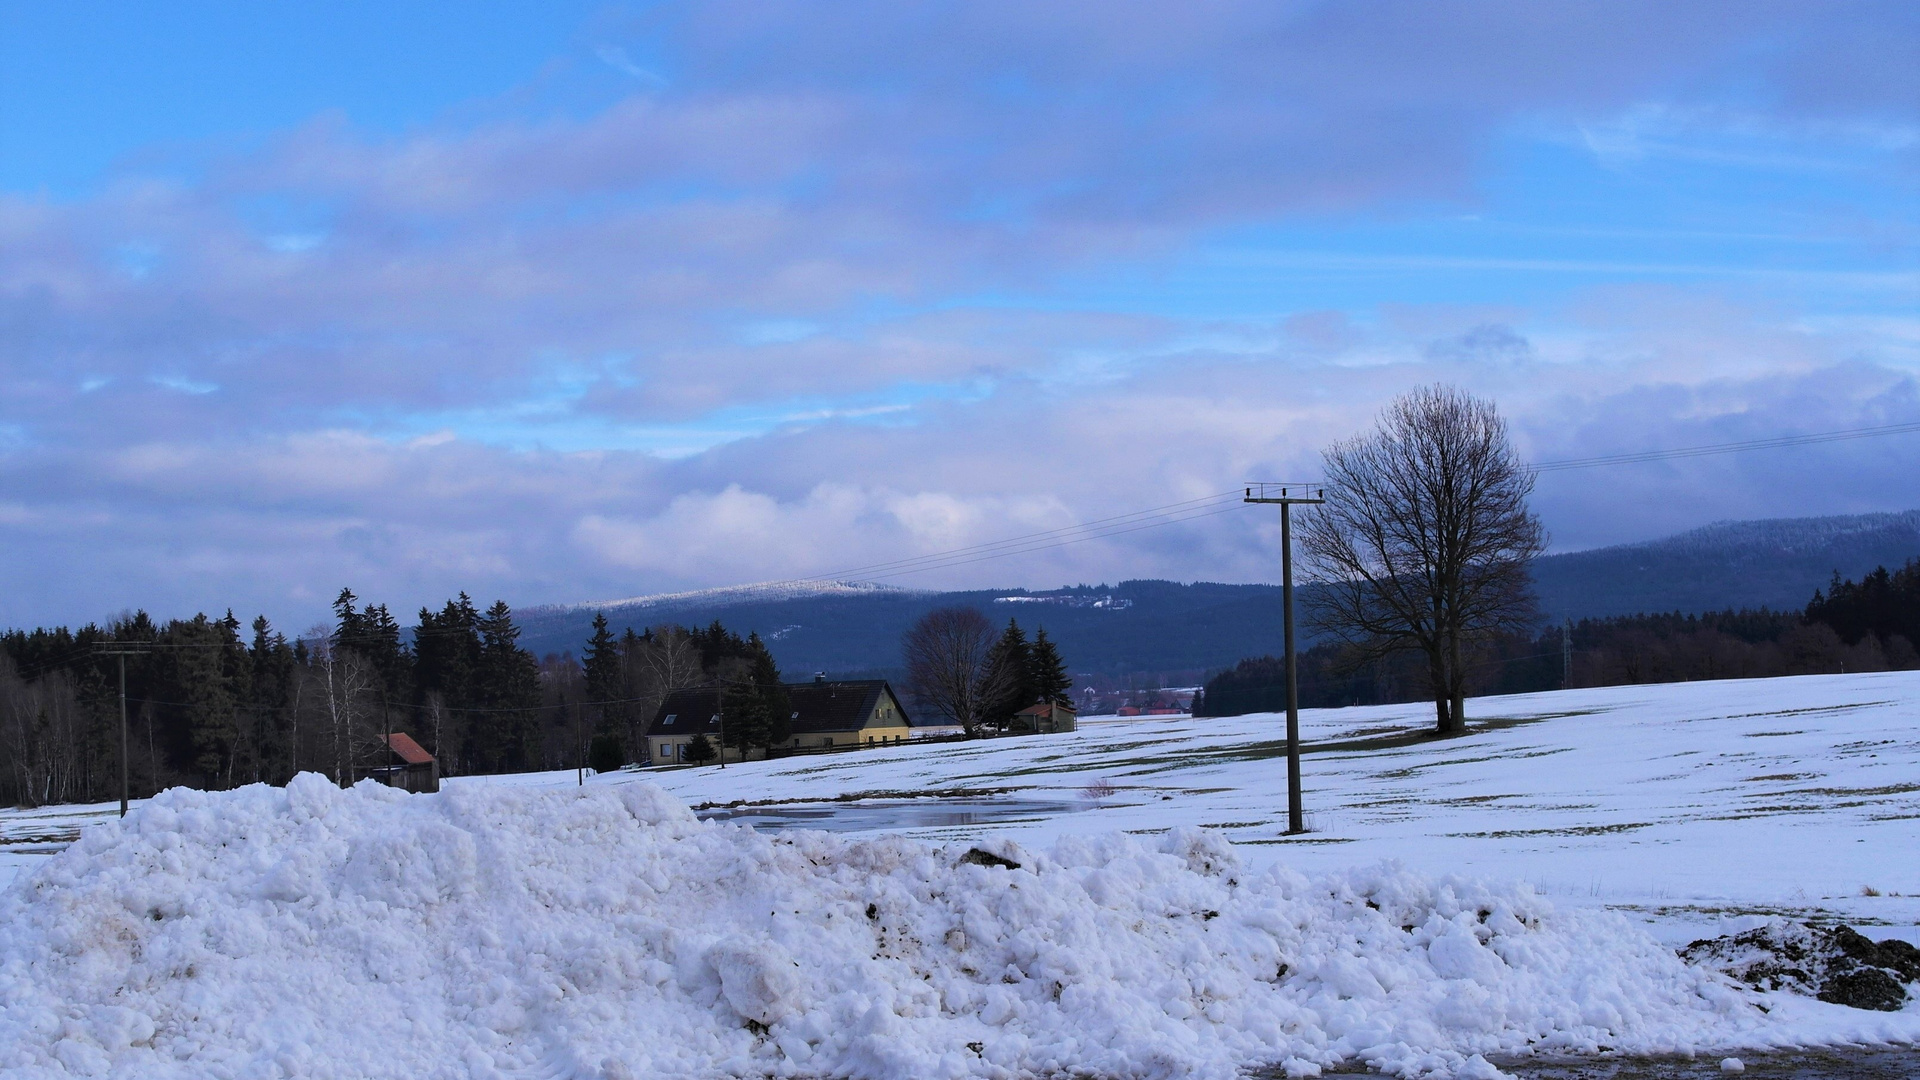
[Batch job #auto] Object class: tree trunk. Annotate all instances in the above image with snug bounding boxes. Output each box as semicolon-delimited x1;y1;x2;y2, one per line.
1447;625;1466;734
1426;647;1453;734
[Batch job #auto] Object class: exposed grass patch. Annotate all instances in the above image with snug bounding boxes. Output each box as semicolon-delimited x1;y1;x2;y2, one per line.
1447;822;1655;839
690;787;1016;811
1779;782;1920;798
1716;701;1894;721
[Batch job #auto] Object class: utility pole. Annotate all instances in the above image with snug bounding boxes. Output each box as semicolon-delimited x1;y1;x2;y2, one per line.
715;686;726;769
1244;483;1326;835
92;638;246;816
1561;619;1573;689
94;645;147;818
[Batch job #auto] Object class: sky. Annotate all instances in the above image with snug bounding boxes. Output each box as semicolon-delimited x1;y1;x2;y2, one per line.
1;1;1916;632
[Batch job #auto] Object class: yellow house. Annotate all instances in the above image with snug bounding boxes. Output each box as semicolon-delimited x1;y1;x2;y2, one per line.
780;677;913;750
645;677;914;764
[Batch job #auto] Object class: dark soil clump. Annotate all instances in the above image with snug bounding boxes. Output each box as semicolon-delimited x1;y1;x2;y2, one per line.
1680;920;1918;1011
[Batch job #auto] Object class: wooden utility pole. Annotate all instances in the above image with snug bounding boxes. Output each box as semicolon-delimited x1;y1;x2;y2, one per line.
1244;483;1326;835
93;638;246;816
94;647;144;817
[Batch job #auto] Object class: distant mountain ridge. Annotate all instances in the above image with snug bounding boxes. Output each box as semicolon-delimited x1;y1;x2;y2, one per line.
1531;510;1920;621
515;509;1920;679
528;579;923;617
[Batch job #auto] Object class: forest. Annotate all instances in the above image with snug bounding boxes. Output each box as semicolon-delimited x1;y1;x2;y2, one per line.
1195;558;1920;717
0;589;784;808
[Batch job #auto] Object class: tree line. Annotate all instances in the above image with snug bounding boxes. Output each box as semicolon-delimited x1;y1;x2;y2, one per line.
1196;559;1920;717
0;588;784;807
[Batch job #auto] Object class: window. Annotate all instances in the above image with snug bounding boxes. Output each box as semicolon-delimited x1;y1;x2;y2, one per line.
664;714;677;725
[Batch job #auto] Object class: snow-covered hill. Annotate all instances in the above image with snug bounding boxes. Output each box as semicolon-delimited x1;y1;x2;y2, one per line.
533;578;923;617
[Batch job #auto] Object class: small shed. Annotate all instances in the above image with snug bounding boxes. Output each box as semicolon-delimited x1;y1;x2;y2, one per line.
371;732;439;793
1014;699;1078;734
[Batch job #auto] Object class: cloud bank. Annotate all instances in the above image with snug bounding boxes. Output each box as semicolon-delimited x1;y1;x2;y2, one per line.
0;1;1915;629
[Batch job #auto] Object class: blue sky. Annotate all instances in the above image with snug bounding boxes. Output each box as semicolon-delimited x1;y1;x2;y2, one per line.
1;1;1916;629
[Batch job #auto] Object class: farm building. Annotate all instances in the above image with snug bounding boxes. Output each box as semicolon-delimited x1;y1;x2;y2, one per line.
369;732;439;793
646;677;914;764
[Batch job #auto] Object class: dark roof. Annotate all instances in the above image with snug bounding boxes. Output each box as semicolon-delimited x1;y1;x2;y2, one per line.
645;688;724;738
381;732;435;766
1016;700;1076;716
645;679;913;738
784;680;896;735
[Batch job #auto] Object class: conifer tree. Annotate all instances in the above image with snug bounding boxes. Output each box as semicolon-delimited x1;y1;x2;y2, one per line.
684;733;716;765
746;632;791;748
721;680;771;756
249;615;296;784
582;612;622;752
1029;627;1072;706
475;601;540;772
414;594;482;770
984;619;1036;728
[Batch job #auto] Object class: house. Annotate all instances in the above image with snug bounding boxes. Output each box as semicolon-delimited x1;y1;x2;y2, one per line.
644;686;730;765
1011;699;1078;734
369;732;439;793
645;677;915;764
783;677;913;750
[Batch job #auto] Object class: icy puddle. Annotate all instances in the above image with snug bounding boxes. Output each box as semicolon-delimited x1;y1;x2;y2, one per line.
695;795;1088;832
1486;1046;1920;1078
1284;1046;1920;1077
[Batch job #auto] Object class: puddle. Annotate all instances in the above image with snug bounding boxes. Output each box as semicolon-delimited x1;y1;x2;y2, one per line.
695;796;1087;833
1485;1046;1919;1079
1259;1046;1919;1078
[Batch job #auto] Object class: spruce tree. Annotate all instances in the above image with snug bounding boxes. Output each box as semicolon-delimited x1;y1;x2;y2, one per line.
414;594;482;771
1029;627;1072;705
746;633;790;748
248;615;296;785
475;601;540;773
721;680;771;756
985;619;1036;728
684;733;716;765
582;613;621;750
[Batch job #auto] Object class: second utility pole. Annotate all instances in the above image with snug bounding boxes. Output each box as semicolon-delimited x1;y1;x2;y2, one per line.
1244;483;1325;834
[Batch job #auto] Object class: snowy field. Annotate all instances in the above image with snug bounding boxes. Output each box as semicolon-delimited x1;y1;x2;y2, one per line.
0;672;1915;1077
523;670;1920;947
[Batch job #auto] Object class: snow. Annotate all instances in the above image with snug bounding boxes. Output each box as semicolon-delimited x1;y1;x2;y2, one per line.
546;578;921;616
1;672;1916;1078
617;671;1920;948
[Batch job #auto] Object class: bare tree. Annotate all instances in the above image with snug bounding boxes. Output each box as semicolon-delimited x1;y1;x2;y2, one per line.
308;634;381;785
903;607;1012;737
1301;385;1545;735
623;625;701;750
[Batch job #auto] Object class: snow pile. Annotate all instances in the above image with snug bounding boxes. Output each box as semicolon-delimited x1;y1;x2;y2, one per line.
0;778;1851;1079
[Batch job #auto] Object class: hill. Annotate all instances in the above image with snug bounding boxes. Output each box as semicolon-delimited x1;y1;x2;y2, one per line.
515;509;1920;678
1530;509;1920;621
